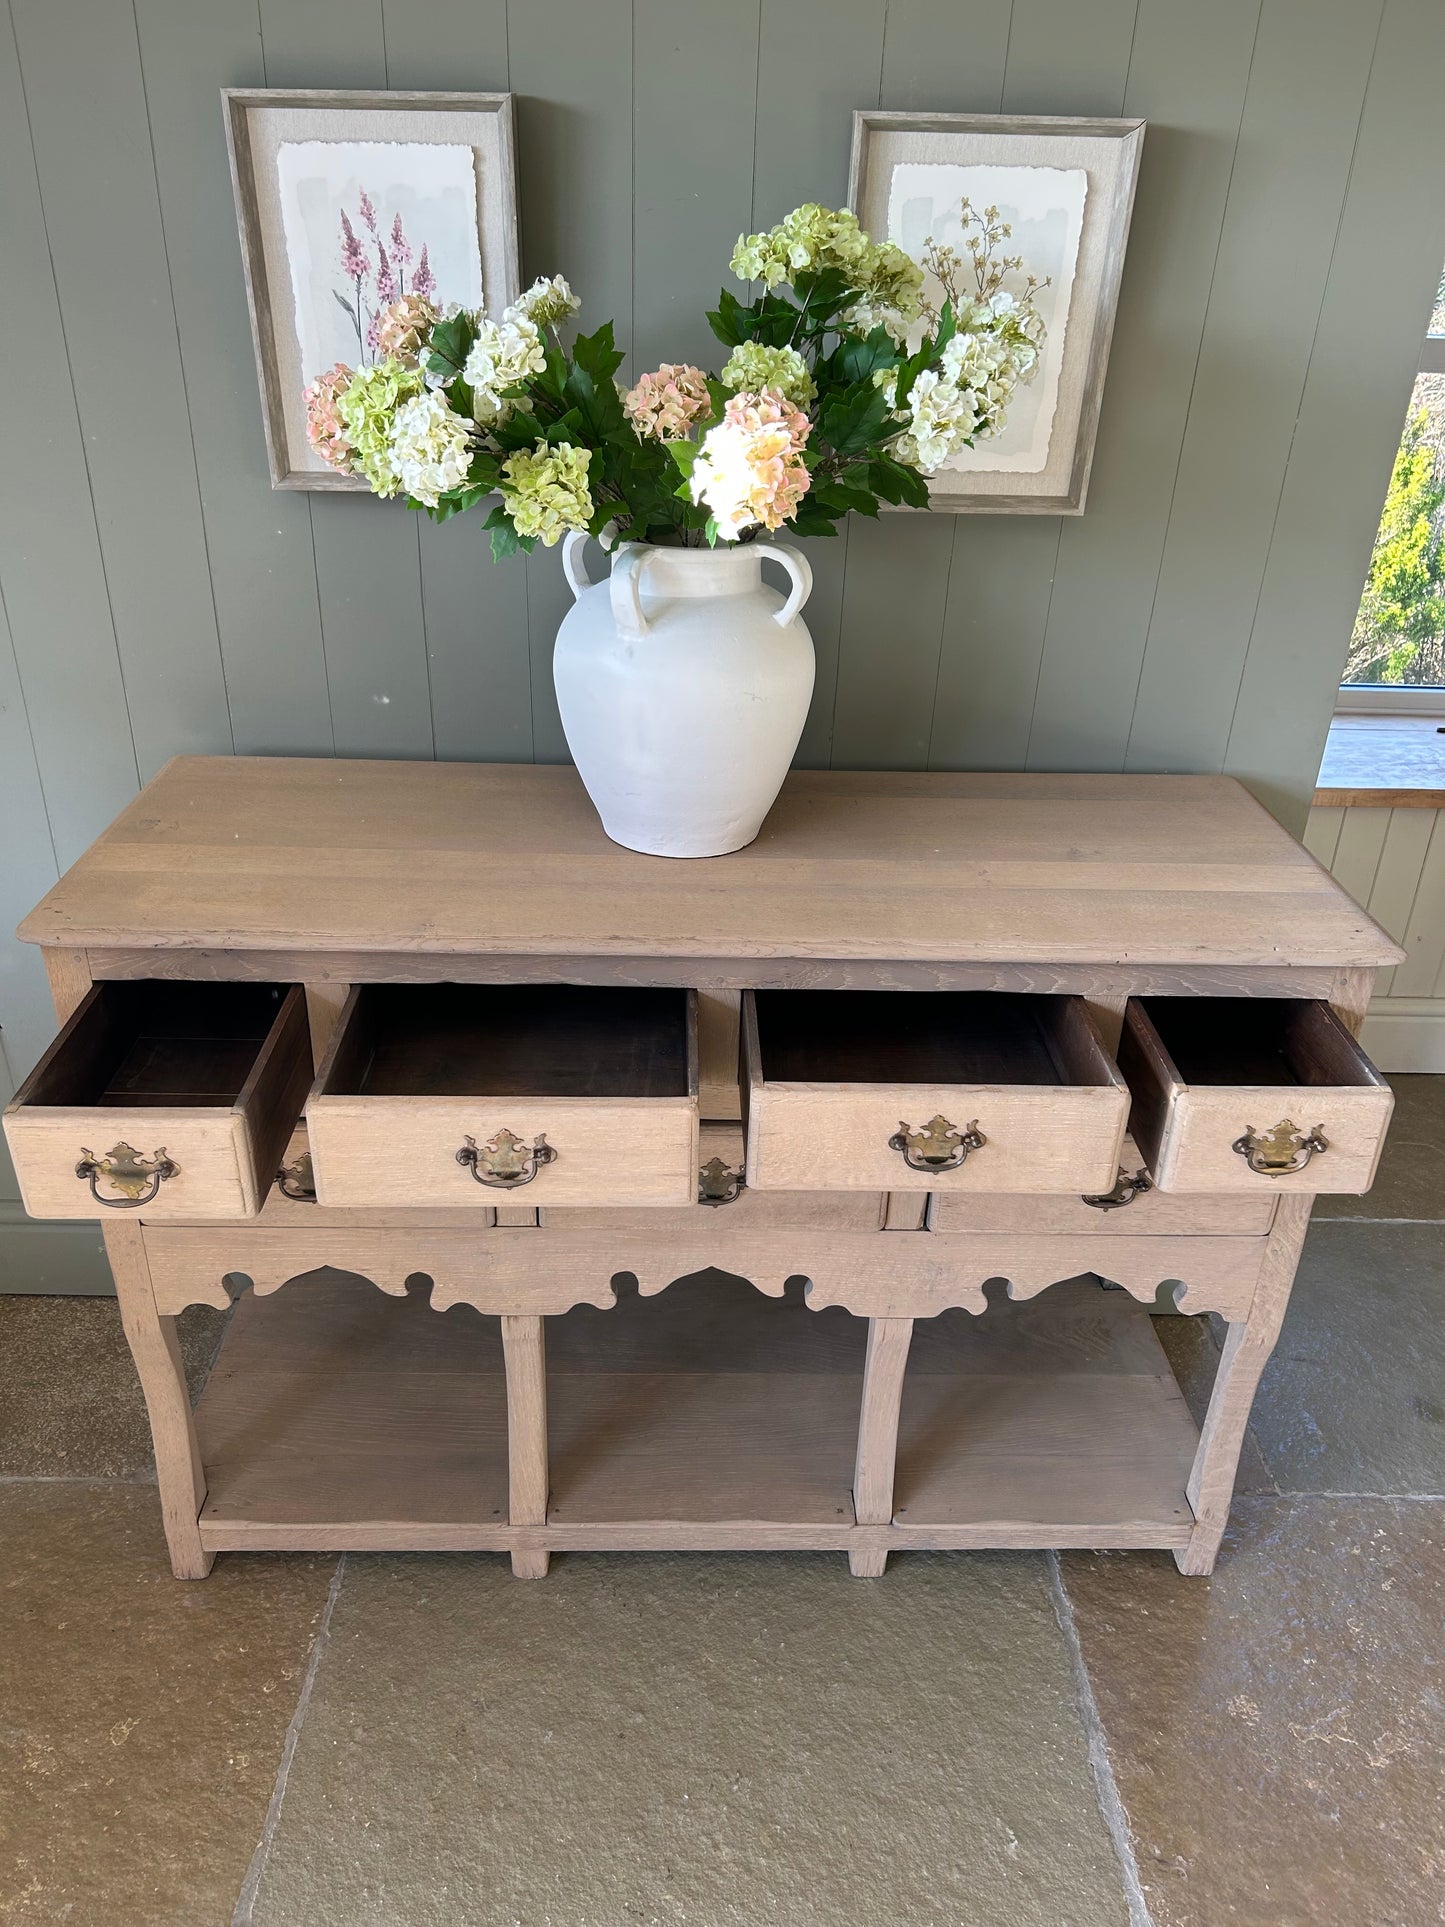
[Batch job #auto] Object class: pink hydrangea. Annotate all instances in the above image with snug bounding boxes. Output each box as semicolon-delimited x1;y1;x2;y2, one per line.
623;363;711;441
690;386;811;538
375;293;439;366
303;363;358;472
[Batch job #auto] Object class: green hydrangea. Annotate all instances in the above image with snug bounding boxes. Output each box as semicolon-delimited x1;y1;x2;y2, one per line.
499;440;594;547
720;341;816;408
729;204;924;322
335;358;425;495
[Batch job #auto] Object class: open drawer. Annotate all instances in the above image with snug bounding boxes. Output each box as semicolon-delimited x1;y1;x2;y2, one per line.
3;981;309;1221
306;984;699;1208
741;990;1128;1194
1118;997;1394;1193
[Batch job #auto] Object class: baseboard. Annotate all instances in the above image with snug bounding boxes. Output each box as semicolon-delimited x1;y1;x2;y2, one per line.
0;1210;112;1294
1361;999;1445;1074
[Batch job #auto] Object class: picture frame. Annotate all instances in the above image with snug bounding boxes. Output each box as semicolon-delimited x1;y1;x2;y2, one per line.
222;88;520;490
848;111;1145;515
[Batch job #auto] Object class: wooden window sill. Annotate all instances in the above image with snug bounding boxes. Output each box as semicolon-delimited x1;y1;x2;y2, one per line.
1315;715;1445;808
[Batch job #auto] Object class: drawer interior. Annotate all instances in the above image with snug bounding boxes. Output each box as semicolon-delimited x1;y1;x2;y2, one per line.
23;981;294;1111
1136;997;1383;1088
751;990;1106;1086
321;985;693;1099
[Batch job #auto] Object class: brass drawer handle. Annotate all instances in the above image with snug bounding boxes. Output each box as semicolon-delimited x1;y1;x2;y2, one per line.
1082;1167;1153;1211
698;1155;745;1206
456;1129;557;1189
1232;1119;1329;1177
888;1114;985;1172
75;1141;178;1209
276;1151;317;1202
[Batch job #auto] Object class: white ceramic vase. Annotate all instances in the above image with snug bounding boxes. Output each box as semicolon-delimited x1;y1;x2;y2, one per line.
553;535;815;858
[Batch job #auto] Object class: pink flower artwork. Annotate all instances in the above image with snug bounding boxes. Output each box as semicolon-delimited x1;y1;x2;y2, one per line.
332;195;439;366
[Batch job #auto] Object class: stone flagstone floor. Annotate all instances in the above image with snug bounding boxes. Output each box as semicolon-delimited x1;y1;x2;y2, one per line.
2;1076;1443;1926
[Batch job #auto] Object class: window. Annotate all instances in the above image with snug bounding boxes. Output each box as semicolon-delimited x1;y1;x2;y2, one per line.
1340;262;1445;712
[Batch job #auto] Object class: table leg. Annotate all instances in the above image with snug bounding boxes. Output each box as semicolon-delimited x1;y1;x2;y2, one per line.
502;1314;549;1577
106;1222;213;1580
850;1316;914;1576
1176;1193;1311;1575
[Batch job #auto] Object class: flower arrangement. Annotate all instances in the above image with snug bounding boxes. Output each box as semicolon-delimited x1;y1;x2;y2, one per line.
303;201;1047;558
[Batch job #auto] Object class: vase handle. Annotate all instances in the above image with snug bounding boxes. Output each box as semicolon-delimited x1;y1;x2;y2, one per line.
609;546;652;638
561;529;593;602
765;542;813;627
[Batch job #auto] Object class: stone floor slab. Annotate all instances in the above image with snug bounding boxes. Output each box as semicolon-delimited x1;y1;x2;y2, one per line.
0;1483;334;1926
1062;1498;1445;1927
1315;1072;1445;1221
1251;1220;1445;1496
0;1296;227;1478
251;1551;1131;1927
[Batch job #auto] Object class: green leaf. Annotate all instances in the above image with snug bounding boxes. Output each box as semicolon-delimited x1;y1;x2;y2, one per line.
817;378;892;458
667;439;701;480
572;320;626;384
835;325;899;386
426;311;474;384
705;287;751;347
332;289;360;329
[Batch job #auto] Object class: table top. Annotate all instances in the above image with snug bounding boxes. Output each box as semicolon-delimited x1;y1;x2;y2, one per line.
1314;715;1445;808
19;756;1403;968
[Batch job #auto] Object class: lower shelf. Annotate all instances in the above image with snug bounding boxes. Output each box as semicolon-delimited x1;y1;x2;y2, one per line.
196;1277;511;1551
192;1271;1199;1556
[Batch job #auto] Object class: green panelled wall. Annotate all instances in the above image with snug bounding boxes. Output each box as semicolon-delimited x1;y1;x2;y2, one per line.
3;0;1445;1286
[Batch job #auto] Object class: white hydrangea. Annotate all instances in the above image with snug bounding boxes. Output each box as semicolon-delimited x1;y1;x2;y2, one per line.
842;298;912;348
462;315;547;422
894;368;978;473
505;274;580;329
386;390;473;506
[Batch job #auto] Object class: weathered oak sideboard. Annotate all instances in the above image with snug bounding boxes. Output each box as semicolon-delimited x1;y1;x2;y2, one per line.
5;759;1403;1582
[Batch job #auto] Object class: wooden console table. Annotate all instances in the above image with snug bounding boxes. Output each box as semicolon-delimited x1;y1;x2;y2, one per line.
5;759;1402;1582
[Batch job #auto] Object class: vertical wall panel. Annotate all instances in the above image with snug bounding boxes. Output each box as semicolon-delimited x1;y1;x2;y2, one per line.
1365;807;1437;998
1022;0;1261;773
1329;807;1391;910
0;592;59;1085
880;0;1011;112
135;0;334;758
754;0;886;766
0;11;140;865
1001;0;1139;771
832;514;954;766
1123;0;1383;778
379;0;531;763
633;3;761;377
10;0;233;778
1301;806;1345;870
510;0;634;762
833;0;1011;770
1392;814;1445;998
260;0;435;760
1223;0;1445;829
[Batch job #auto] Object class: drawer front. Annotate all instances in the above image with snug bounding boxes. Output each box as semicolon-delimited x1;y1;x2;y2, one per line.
3;983;309;1222
929;1139;1276;1235
742;990;1129;1195
307;1096;699;1208
1120;997;1395;1195
306;983;700;1209
541;1126;887;1231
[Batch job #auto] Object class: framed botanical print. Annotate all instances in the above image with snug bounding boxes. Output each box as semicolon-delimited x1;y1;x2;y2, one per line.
849;112;1144;514
223;89;520;489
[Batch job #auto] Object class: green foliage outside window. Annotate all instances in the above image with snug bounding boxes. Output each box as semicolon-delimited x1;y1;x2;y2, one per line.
1345;404;1445;687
